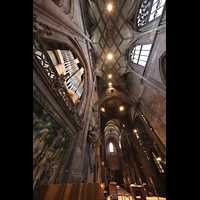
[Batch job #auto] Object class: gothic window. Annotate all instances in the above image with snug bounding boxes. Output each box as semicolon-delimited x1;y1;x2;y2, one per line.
137;0;151;27
137;0;166;27
152;151;164;173
149;0;166;22
130;44;152;67
109;143;114;153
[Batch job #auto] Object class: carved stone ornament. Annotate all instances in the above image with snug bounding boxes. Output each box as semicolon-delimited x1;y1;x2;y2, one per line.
88;122;99;144
51;75;67;91
33;32;83;129
33;13;53;35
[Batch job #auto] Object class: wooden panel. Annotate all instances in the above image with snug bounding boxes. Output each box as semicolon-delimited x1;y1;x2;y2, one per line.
74;183;81;200
80;183;88;200
86;183;91;200
35;185;49;200
78;183;84;200
36;183;101;200
109;182;118;196
62;183;75;199
94;183;100;200
36;184;65;200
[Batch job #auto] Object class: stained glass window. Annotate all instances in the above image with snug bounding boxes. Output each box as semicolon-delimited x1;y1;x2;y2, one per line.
149;0;166;22
137;0;165;27
137;0;151;27
130;44;152;67
109;143;114;152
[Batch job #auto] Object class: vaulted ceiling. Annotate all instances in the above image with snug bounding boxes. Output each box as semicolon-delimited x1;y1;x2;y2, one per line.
87;0;137;90
86;0;139;145
104;119;120;144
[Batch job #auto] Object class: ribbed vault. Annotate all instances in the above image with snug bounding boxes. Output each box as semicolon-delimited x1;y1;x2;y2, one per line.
87;0;137;90
104;119;121;145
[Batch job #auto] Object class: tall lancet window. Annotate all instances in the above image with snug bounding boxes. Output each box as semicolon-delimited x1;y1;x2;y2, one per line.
61;50;84;99
109;143;114;153
137;0;151;27
149;0;165;22
137;0;165;27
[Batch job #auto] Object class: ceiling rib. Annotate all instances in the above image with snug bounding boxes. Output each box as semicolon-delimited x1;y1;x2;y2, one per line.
89;0;135;90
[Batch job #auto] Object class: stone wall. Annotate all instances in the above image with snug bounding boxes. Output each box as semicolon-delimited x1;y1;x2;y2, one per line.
126;6;166;148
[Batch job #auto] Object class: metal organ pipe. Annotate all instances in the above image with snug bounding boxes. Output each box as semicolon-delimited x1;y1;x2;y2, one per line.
60;50;84;98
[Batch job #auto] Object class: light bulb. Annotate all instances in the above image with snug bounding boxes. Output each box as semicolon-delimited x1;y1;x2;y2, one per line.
107;54;112;59
108;4;112;11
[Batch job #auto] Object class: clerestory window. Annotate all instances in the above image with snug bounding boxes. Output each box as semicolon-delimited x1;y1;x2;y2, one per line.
130;44;152;67
137;0;166;27
149;0;166;22
137;0;151;27
109;143;114;153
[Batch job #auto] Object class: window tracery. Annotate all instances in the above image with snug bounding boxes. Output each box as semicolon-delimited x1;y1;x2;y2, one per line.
137;0;166;27
137;0;151;27
149;0;166;22
130;44;152;67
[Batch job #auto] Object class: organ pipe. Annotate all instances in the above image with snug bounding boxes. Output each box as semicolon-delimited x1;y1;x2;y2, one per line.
60;50;84;98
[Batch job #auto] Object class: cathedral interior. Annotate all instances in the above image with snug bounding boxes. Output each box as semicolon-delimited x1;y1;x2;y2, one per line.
33;0;166;199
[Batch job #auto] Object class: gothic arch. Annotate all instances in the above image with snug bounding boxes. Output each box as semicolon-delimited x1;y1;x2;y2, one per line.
52;0;73;16
159;51;166;86
99;88;133;109
40;34;92;116
104;119;121;145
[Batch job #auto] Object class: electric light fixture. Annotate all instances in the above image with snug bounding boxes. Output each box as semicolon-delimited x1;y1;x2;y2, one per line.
108;4;112;11
156;157;162;161
119;106;124;111
107;54;113;59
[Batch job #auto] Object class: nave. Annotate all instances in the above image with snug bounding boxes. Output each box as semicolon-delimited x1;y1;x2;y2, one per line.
33;0;166;199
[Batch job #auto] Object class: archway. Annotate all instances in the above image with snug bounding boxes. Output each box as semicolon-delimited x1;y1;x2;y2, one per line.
39;36;91;116
104;119;123;186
